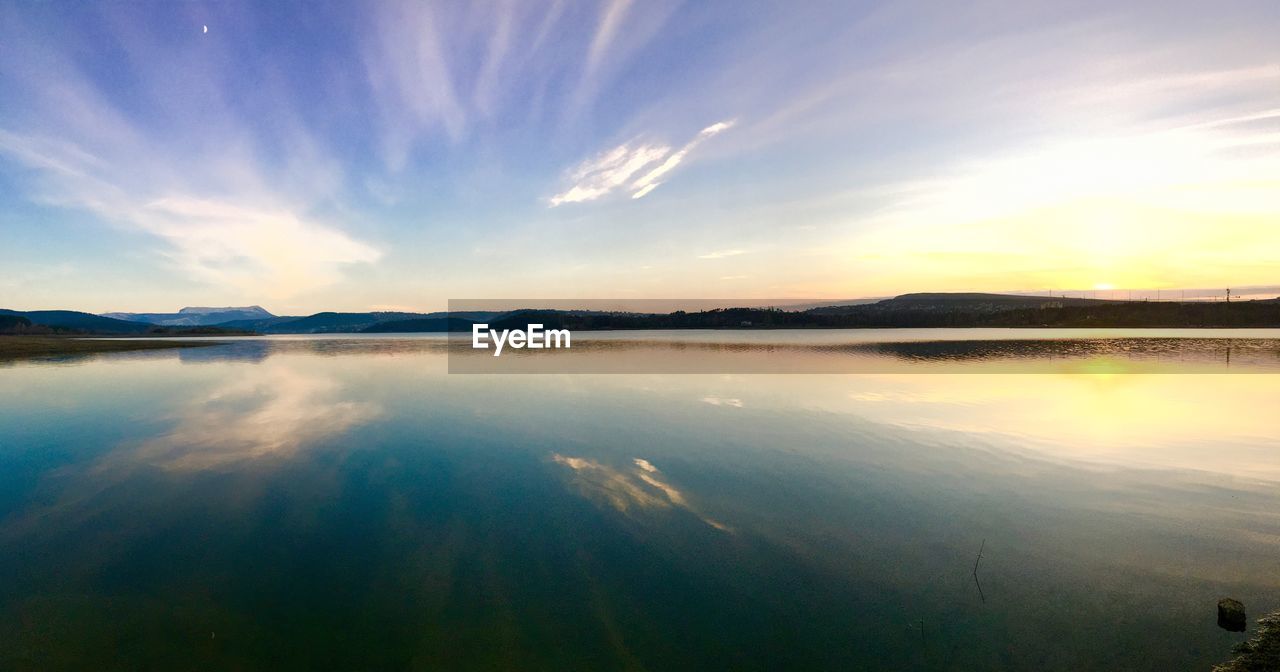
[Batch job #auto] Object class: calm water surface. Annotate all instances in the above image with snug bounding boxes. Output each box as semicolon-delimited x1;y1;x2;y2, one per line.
2;331;1278;670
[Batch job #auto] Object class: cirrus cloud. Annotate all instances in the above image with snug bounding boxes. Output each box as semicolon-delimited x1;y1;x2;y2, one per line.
549;119;735;205
697;249;747;259
549;142;671;206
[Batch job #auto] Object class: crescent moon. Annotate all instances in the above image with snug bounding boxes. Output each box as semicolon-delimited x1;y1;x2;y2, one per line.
203;25;208;34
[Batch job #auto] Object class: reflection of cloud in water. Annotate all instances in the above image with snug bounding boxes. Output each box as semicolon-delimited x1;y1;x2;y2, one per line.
848;390;970;404
176;340;272;364
552;454;730;532
134;363;381;470
701;396;744;408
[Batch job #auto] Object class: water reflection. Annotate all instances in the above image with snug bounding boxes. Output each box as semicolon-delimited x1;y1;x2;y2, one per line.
851;337;1280;368
445;330;1280;373
552;454;731;532
130;361;381;470
0;335;1278;670
176;339;273;364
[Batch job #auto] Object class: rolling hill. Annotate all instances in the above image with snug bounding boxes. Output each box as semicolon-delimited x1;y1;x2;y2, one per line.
0;309;154;334
213;311;506;334
361;317;477;333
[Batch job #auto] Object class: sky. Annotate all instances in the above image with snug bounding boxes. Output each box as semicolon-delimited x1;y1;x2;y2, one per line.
0;0;1277;313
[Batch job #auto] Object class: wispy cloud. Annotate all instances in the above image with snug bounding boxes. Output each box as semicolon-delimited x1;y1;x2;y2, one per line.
549;142;671;205
697;249;746;259
584;0;633;83
142;198;382;298
0;12;383;301
630;121;736;199
363;1;468;169
566;0;681;121
0;132;381;299
549;120;735;205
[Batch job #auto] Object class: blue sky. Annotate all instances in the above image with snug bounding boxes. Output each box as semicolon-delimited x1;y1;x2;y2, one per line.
1;0;1278;313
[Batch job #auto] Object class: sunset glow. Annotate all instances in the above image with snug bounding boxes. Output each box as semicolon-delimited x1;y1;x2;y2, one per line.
0;2;1276;310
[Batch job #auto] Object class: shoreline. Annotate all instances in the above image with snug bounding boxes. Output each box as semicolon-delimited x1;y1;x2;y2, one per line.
0;336;223;361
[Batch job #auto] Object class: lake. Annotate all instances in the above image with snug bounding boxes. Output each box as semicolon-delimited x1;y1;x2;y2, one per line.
2;330;1278;670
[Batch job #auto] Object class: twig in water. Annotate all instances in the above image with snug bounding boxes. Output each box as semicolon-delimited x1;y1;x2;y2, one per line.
972;538;986;604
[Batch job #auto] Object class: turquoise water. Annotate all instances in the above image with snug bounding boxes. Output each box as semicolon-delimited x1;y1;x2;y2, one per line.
2;333;1278;670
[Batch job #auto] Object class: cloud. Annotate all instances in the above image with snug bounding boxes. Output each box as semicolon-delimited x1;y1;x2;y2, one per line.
566;0;682;121
0;130;381;299
697;249;746;259
141;198;382;298
549;119;735;205
0;6;393;302
363;1;468;169
630;120;736;199
630;183;660;200
584;0;634;82
549;142;670;205
7;0;1276;304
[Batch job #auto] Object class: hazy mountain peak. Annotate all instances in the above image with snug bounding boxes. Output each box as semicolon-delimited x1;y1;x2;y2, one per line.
178;305;272;316
99;305;276;326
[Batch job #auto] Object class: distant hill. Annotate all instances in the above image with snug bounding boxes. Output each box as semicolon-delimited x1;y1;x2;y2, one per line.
974;299;1280;328
102;305;274;326
361;317;477;333
214;311;432;334
889;292;1103;305
253;312;399;333
214;310;506;334
0;309;153;334
21;294;1280;335
212;316;303;332
776;298;884;311
460;294;1280;329
807;293;1105;315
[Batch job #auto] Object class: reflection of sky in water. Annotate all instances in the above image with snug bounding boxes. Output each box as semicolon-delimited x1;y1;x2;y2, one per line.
552;454;731;532
129;362;381;470
0;335;1277;669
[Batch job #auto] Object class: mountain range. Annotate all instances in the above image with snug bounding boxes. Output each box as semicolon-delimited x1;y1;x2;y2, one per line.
0;309;155;334
3;293;1279;335
101;306;275;326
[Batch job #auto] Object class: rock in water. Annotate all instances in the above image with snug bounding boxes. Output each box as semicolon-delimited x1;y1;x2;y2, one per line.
1213;610;1280;672
1219;598;1247;632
